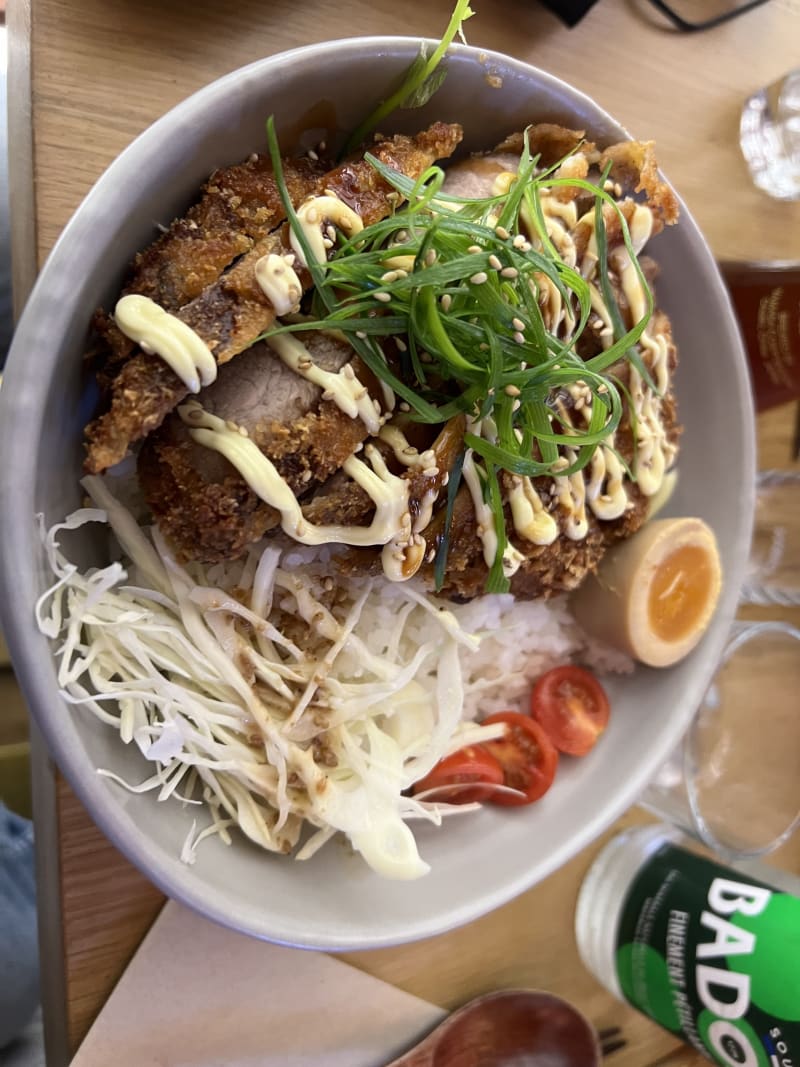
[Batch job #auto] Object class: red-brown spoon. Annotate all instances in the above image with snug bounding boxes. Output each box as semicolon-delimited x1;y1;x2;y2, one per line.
384;989;601;1067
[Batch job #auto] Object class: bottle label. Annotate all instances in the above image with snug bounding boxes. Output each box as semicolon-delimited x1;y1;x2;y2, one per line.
614;841;800;1066
719;265;800;412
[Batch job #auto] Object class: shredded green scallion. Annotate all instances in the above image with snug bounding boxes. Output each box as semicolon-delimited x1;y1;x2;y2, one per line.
341;0;475;158
263;120;657;592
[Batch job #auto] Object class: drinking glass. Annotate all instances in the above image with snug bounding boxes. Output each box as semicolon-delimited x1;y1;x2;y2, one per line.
740;67;800;201
639;620;800;860
740;470;800;607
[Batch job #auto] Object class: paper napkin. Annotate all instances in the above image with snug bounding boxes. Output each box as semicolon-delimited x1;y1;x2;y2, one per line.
70;900;446;1067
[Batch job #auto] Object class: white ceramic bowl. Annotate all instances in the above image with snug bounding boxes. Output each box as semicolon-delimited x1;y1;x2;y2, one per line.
0;39;754;949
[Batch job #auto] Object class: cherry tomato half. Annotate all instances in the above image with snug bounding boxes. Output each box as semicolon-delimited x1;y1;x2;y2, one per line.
411;745;505;804
480;711;559;806
531;665;610;757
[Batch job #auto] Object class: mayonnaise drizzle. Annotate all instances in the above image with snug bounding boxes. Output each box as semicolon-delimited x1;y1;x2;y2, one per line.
552;452;589;541
265;333;382;434
253;253;302;316
462;451;497;569
290;194;363;267
507;476;558;545
180;403;423;582
378;425;435;470
114;295;217;394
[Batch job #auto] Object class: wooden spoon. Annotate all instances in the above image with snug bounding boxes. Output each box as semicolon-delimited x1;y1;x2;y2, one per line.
384;988;601;1067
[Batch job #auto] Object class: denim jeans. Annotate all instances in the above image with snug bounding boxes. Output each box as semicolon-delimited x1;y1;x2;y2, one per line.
0;804;39;1049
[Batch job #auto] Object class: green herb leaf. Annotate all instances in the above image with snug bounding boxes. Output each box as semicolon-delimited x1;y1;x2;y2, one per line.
342;0;474;157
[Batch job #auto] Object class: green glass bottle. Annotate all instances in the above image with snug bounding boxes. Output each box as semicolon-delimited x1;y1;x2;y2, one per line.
576;826;800;1066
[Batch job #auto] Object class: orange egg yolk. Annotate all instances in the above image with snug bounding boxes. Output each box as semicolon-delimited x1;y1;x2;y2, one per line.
647;544;715;644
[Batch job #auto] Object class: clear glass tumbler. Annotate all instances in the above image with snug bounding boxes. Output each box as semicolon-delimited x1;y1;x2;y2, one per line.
740;470;800;607
640;620;800;860
740;68;800;201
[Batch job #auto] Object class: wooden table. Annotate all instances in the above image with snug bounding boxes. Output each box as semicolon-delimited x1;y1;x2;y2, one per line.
9;1;800;1064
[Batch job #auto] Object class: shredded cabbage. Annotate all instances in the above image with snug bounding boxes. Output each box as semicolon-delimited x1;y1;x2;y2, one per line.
37;477;506;880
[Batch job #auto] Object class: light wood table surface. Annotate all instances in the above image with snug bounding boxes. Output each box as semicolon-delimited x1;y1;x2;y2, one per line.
8;1;800;1065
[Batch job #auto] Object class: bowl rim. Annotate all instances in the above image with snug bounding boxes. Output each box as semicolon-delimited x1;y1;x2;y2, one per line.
0;36;756;949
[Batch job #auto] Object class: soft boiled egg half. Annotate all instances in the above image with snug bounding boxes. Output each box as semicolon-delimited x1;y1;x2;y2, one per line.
570;516;723;668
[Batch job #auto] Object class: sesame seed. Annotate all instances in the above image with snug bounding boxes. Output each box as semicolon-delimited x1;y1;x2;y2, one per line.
381;270;399;284
500;267;518;279
326;224;336;241
301;469;313;483
467;244;482;254
512;399;521;412
395;338;407;352
238;425;249;437
597;384;609;394
307;148;319;161
423;466;439;478
399;402;411;412
470;272;488;285
425;249;437;266
504;384;521;397
495;225;510;240
513;331;525;344
322;238;333;249
441;294;452;312
355;330;367;340
479;343;489;351
298;359;312;370
426;549;436;563
488;254;503;270
373;291;392;303
512;317;525;332
512;234;526;249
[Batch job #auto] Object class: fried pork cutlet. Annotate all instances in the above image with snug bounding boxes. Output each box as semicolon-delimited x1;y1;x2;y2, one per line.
84;122;464;474
137;334;388;563
416;324;680;602
113;122;680;603
90;153;328;377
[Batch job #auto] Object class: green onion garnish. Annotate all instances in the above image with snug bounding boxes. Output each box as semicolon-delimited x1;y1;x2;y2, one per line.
264;121;657;592
342;0;475;158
